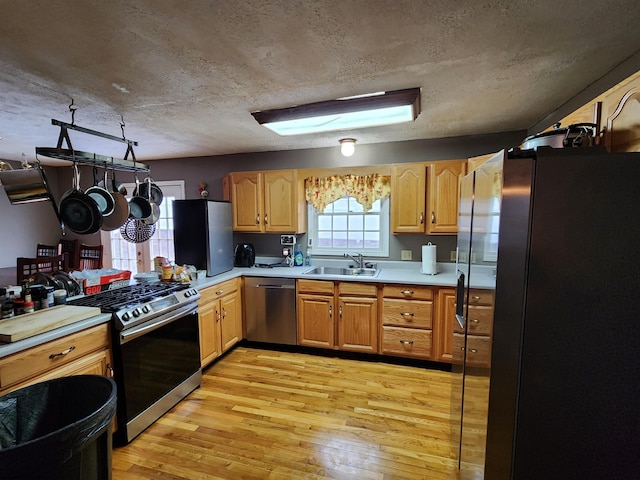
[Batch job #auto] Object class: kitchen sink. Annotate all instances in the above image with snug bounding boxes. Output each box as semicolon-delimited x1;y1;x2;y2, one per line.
302;266;381;277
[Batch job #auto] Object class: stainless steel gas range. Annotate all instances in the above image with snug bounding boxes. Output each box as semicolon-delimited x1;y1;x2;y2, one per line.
69;282;201;444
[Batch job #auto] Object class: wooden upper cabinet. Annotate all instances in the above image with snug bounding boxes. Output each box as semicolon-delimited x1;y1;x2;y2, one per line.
229;170;306;233
604;74;640;153
391;163;426;233
230;172;263;232
426;160;466;234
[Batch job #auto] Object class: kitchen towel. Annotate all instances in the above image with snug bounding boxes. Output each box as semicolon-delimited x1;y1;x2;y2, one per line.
421;243;437;275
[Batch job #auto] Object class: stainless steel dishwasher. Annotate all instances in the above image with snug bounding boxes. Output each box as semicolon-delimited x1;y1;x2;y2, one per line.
244;277;297;345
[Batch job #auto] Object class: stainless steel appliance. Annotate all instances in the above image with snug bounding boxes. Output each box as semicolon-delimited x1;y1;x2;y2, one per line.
173;199;234;277
452;147;640;479
244;277;296;345
234;243;255;267
69;282;202;444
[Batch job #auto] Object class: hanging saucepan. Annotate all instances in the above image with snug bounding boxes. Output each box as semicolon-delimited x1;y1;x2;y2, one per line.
59;164;103;234
136;176;163;206
522;123;598;150
128;171;152;219
101;167;130;231
142;177;161;225
98;167;127;195
120;217;156;243
86;166;115;216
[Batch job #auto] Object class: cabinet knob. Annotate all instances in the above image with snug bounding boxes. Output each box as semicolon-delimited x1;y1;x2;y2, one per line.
339;305;342;318
419;212;424;224
264;214;268;225
256;214;260;225
106;363;114;378
329;305;332;317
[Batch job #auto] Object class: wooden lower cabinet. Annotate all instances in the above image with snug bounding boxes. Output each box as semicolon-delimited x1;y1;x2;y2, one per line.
0;322;113;396
381;284;434;360
435;288;456;363
297;280;378;353
198;278;243;367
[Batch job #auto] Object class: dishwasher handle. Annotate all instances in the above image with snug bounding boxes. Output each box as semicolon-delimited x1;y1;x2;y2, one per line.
254;283;295;289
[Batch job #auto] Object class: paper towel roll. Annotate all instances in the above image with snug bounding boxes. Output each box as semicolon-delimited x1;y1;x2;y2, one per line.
421;243;437;275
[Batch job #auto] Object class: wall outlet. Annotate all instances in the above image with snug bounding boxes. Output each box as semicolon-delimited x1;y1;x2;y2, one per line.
401;249;412;261
450;250;457;261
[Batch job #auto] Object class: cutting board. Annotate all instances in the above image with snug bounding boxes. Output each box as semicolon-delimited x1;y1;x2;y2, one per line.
0;305;102;343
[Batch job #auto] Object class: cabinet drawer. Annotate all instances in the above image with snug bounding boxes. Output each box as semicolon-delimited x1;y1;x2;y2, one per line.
468;290;494;305
465;335;492;368
297;279;334;295
467;305;493;336
381;326;432;359
338;282;376;297
382;299;432;328
0;323;110;391
200;278;238;303
382;284;433;300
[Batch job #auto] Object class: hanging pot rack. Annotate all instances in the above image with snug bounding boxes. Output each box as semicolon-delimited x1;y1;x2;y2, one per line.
35;118;149;173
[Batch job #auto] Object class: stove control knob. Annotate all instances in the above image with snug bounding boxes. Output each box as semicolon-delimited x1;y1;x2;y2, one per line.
122;312;131;322
142;305;150;314
132;308;141;318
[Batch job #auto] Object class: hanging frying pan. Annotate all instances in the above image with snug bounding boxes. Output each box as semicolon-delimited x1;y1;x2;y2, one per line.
86;166;115;216
142;177;160;225
136;176;164;206
59;164;103;235
101;167;130;231
128;171;152;219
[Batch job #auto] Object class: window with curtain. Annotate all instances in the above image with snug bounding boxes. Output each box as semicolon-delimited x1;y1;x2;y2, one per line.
305;174;390;257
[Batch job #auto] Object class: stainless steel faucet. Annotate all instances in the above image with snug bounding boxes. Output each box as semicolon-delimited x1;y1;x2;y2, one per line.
344;252;364;269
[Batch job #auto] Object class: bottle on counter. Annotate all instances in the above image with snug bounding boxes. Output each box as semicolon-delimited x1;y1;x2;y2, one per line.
1;301;14;319
293;244;304;266
21;281;32;303
305;247;312;266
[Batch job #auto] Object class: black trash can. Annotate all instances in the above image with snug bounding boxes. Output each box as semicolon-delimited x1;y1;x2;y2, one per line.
0;375;117;480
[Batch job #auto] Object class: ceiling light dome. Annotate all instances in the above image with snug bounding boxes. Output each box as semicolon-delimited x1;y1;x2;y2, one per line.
339;138;356;157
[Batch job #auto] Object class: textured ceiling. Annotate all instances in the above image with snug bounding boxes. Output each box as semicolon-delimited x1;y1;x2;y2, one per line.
1;0;640;164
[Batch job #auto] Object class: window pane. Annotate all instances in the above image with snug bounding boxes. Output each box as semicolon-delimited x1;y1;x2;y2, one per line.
333;197;349;212
348;197;364;212
348;232;364;248
322;202;333;213
332;232;347;248
318;231;332;247
364;231;380;249
364;215;380;230
318;214;332;230
333;215;347;230
369;199;381;212
349;215;364;230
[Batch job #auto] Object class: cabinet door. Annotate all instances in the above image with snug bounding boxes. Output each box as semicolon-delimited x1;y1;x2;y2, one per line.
426;160;465;234
435;288;456;363
263;170;297;233
297;293;334;348
220;291;242;353
338;296;378;353
198;299;222;367
231;172;264;232
392;164;426;233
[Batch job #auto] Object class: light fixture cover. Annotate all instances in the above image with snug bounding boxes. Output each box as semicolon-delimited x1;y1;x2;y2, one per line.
252;88;421;136
339;138;356;157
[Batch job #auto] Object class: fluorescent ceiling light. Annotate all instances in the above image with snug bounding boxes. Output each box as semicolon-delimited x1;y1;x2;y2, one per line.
252;88;420;136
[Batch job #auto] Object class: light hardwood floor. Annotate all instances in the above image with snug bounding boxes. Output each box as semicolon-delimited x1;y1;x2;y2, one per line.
112;347;459;479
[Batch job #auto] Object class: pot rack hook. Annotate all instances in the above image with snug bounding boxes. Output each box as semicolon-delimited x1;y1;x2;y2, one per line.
69;98;77;126
120;115;126;139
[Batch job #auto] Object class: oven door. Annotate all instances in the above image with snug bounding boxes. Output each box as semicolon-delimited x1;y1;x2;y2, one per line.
116;302;201;443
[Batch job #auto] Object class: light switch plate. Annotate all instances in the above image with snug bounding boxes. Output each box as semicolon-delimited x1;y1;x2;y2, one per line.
401;249;412;260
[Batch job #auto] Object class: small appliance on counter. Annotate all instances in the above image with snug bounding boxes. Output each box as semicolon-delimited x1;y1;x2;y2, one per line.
234;243;255;267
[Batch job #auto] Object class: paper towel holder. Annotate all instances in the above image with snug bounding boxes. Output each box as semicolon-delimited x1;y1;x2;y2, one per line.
421;242;438;275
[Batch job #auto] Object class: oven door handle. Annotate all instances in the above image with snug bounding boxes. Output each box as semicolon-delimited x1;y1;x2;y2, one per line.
119;302;199;344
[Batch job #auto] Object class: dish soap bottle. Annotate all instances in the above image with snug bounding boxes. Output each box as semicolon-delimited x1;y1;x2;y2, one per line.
293;244;304;266
305;247;312;266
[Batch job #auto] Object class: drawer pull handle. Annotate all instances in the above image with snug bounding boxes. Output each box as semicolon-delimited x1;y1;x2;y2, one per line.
471;319;480;323
339;305;342;318
431;211;435;224
215;289;224;295
216;309;221;322
472;295;481;300
264;214;268;225
256;214;260;225
399;340;414;345
470;349;478;353
49;345;75;359
106;363;114;378
329;305;333;317
222;307;227;319
419;212;424;224
400;290;414;295
400;312;414;318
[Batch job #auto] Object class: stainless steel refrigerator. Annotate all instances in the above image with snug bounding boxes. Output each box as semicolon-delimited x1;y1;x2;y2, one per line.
173;199;234;277
452;146;640;480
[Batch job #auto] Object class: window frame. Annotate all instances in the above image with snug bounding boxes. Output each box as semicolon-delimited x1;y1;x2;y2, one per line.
307;196;390;257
